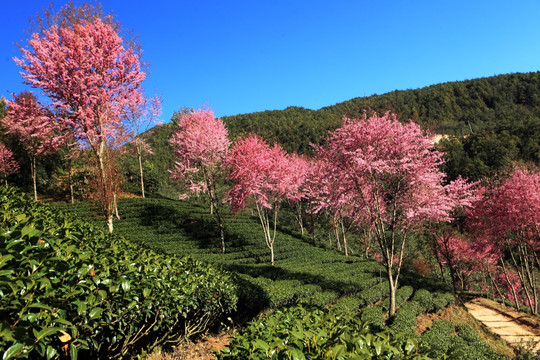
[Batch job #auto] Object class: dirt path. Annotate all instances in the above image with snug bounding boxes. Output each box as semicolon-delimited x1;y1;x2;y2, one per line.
465;298;540;353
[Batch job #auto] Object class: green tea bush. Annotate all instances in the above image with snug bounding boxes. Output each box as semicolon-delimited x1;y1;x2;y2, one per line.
360;306;385;332
300;290;340;308
390;301;420;336
448;324;508;360
380;285;415;313
412;289;433;313
432;292;455;311
418;320;454;358
330;296;363;314
219;305;433;359
0;187;237;359
356;280;389;307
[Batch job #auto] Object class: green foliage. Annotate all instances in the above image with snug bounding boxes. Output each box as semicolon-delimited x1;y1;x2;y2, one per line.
300;290;341;309
0;97;6;119
222;73;540;165
379;286;415;313
390;301;420;336
411;289;434;314
356;279;390;307
418;322;510;360
219;305;433;359
419;320;454;358
0;187;237;359
330;295;363;315
432;292;456;312
55;197;393;315
360;306;385;333
450;324;508;360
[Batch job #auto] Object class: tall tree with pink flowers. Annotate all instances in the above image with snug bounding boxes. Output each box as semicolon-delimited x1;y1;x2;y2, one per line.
467;166;540;314
170;109;231;253
3;92;62;200
227;135;307;265
16;17;145;232
314;112;476;316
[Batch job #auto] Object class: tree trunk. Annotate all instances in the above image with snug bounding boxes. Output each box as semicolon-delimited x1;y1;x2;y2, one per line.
31;155;37;201
388;267;397;317
69;169;74;203
219;223;225;254
97;147;114;233
448;262;459;295
205;172;225;253
66;156;75;203
501;258;521;310
295;203;304;236
138;151;145;198
334;224;342;251
114;193;120;220
341;219;348;257
107;214;114;233
256;204;277;266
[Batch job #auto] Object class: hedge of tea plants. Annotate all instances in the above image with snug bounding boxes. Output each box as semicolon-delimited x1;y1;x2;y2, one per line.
55;197;394;314
0;187;237;359
218;304;433;359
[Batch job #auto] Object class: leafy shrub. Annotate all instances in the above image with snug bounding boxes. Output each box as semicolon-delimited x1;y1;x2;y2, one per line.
57;197;396;316
448;324;509;360
219;305;433;359
330;296;362;314
432;291;455;311
380;285;415;312
390;301;420;336
357;280;389;307
419;320;454;358
300;290;340;308
412;289;433;314
360;306;385;332
0;187;237;359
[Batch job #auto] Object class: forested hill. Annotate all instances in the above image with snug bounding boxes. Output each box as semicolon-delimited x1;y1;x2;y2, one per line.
222;71;540;157
144;72;539;189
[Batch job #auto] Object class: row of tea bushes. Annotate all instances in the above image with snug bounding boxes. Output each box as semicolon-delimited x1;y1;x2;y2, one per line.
419;321;509;360
0;187;237;359
218;304;433;359
59;198;392;313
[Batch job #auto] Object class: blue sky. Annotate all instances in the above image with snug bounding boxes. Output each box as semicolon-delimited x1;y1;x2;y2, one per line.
2;1;540;122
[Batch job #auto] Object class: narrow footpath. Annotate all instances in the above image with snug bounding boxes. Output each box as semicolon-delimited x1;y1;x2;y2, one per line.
465;298;540;353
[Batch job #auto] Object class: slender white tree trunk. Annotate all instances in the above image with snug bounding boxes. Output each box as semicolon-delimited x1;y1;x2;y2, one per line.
31;155;37;201
138;151;145;198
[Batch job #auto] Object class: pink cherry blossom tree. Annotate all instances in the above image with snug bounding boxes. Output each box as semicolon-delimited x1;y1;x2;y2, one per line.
16;18;145;232
306;157;361;256
3;92;62;200
170;109;231;253
467;166;540;313
0;144;19;186
227;135;306;265
314;112;476;316
123;90;162;198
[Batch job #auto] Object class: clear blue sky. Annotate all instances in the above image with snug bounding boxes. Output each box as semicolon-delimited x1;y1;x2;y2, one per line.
2;1;540;122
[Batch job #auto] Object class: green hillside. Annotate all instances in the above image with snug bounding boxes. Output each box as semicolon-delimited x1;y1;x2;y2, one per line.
137;72;540;197
223;72;540;155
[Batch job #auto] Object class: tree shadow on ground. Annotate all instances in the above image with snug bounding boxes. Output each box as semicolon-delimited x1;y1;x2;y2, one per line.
137;202;251;251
